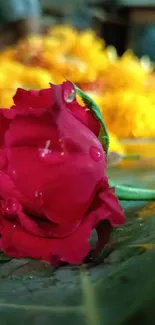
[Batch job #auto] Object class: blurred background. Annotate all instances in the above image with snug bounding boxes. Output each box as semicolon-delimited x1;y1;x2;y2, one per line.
0;0;154;57
0;0;155;164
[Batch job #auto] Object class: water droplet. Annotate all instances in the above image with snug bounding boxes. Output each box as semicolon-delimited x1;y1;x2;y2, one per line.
89;146;102;162
39;139;67;164
39;140;51;158
34;191;43;208
35;191;42;198
13;224;16;228
11;170;17;179
3;199;19;217
64;89;75;103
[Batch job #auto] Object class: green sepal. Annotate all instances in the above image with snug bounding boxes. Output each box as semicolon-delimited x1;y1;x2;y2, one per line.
74;84;109;154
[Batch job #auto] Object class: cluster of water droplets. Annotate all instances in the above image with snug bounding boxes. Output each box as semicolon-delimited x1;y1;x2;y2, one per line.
2;198;19;229
38;137;66;164
34;190;43;208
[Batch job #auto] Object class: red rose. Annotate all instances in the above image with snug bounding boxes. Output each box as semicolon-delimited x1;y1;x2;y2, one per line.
0;81;125;265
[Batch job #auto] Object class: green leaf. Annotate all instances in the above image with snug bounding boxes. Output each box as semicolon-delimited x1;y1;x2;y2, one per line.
0;168;155;325
0;251;11;262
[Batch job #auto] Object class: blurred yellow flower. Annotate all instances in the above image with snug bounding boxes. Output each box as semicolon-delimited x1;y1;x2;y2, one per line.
0;59;24;108
42;31;106;82
101;90;155;138
0;88;16;108
0;24;154;144
48;24;77;48
0;59;24;79
102;50;150;91
109;132;125;154
3;26;99;83
21;67;54;89
0;47;16;61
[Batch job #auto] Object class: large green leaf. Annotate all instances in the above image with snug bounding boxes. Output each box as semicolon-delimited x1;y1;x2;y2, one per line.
0;167;155;325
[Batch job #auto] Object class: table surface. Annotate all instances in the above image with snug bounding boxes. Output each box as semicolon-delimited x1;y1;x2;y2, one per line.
0;167;155;325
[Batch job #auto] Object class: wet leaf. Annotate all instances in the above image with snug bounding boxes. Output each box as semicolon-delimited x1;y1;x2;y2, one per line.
0;251;11;262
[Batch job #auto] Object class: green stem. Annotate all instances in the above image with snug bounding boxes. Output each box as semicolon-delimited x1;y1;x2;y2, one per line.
109;181;155;200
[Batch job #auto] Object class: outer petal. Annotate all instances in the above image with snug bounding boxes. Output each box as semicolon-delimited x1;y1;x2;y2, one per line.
1;82;100;137
13;88;53;110
89;181;125;256
52;81;100;136
0;113;10;171
0;114;10;147
0;216;91;265
0;182;124;265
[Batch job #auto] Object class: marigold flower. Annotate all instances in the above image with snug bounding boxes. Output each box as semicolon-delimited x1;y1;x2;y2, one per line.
21;67;54;89
0;25;154;142
109;132;125;154
101;90;155;138
102;51;150;91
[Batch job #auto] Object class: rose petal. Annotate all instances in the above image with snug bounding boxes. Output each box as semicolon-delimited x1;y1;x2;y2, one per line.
13;88;53;110
0;114;10;147
51;81;100;136
0;182;124;264
0;81;125;265
3;96;106;237
0;216;90;264
63;81;100;136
